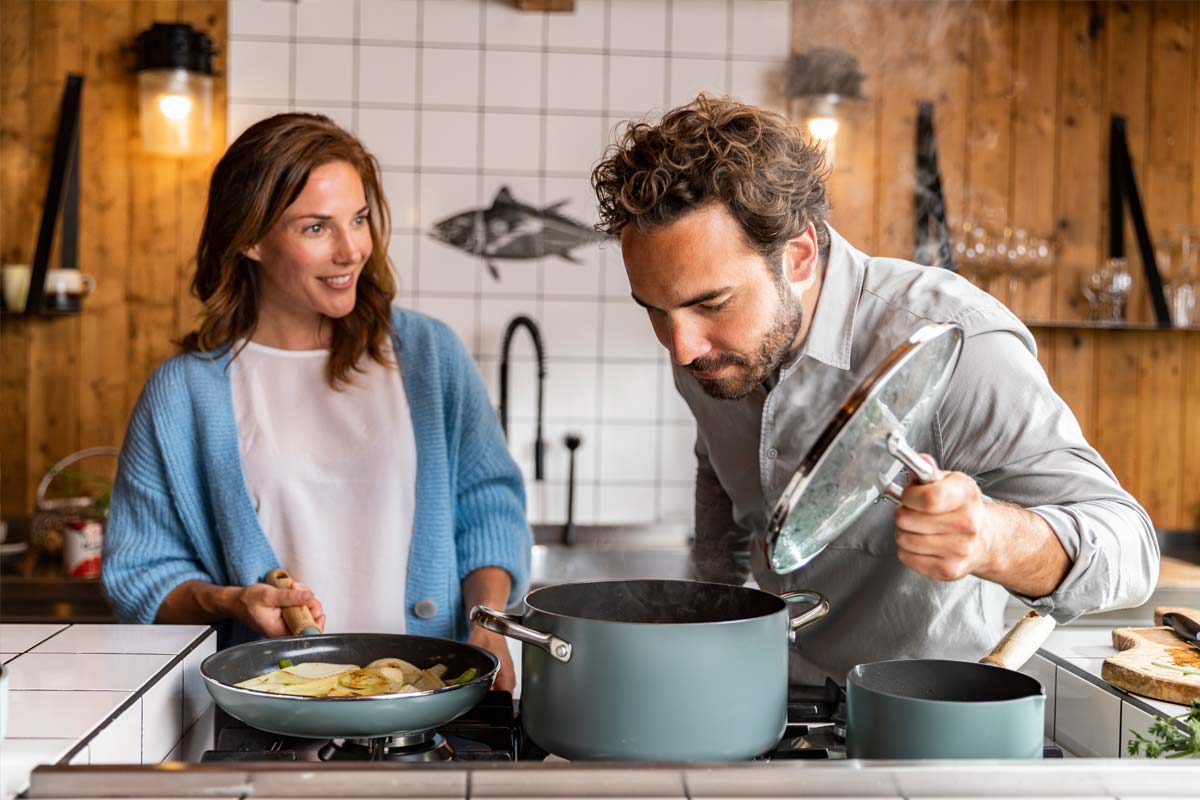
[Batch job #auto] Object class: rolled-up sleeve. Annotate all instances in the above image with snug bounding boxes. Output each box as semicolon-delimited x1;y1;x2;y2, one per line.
936;330;1159;622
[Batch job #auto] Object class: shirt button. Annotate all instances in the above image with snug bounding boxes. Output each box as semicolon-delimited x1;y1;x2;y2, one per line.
767;447;779;459
413;599;438;619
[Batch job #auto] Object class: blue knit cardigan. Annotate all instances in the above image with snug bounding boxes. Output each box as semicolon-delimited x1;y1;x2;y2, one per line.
101;307;531;645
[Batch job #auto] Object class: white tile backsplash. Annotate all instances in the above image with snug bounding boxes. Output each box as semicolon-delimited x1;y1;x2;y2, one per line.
483;50;544;110
421;47;480;108
359;0;419;41
361;108;417;167
545;52;605;111
420;109;480;169
228;40;291;100
730;58;788;113
294;42;355;103
607;55;667;115
609;0;668;54
598;423;660;482
599;361;661;421
669;56;729;108
670;0;729;56
422;0;482;45
540;300;600;359
228;0;793;525
382;170;420;230
547;1;607;50
229;0;293;39
482;112;542;172
295;0;356;40
358;45;419;104
484;2;545;48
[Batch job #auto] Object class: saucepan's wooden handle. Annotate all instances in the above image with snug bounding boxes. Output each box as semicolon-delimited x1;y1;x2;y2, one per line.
265;567;322;636
979;610;1057;670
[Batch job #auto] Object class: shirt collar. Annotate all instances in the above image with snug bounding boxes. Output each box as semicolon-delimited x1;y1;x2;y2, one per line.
788;224;865;373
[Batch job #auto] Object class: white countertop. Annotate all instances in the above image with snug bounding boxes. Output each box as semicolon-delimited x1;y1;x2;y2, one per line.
1;622;1194;800
1039;625;1192;717
0;623;215;799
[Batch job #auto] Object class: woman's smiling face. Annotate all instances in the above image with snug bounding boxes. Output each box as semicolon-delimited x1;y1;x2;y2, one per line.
245;160;373;343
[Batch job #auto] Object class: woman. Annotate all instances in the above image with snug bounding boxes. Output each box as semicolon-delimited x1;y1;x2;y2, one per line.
102;113;528;690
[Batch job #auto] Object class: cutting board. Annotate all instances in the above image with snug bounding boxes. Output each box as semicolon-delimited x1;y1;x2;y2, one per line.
1101;606;1200;705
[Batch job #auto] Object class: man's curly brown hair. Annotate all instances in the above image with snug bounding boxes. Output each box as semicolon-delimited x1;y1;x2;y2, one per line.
592;95;831;268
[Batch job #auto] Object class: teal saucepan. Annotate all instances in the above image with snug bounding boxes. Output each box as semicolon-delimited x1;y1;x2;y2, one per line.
200;569;497;739
847;610;1057;759
472;578;828;761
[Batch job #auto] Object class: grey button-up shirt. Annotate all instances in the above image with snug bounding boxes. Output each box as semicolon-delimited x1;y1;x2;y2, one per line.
676;227;1159;685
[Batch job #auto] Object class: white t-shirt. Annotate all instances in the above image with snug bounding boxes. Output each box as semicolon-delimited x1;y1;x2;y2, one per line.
229;339;416;633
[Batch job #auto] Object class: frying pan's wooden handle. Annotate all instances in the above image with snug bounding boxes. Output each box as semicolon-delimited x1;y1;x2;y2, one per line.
980;610;1056;669
264;568;322;636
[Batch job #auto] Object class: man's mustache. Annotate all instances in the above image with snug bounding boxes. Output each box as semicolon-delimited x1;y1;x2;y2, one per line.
686;353;748;374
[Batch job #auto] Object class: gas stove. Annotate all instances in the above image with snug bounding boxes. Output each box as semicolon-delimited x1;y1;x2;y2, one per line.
199;680;1061;763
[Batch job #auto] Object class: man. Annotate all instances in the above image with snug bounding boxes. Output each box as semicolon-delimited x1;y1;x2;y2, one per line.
591;96;1159;683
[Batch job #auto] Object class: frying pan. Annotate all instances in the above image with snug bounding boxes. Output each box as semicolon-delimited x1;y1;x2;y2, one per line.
200;569;498;739
846;610;1057;759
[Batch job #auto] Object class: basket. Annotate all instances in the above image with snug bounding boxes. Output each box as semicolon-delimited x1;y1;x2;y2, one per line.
30;446;119;555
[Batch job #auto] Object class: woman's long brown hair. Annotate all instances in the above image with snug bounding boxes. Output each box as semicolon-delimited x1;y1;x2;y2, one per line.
179;113;396;388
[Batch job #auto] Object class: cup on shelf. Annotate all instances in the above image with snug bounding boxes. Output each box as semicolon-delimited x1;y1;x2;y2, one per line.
42;269;96;313
2;264;31;312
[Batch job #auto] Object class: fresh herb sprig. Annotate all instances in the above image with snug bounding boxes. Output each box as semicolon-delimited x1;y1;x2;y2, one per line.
1127;699;1200;758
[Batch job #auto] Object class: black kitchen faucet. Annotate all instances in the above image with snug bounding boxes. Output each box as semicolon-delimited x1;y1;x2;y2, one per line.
498;315;545;481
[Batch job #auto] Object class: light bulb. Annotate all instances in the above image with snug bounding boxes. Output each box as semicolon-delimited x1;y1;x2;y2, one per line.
158;93;192;121
807;116;839;141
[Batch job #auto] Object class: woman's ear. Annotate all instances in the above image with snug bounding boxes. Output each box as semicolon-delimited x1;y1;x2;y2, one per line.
242;243;261;262
782;223;819;285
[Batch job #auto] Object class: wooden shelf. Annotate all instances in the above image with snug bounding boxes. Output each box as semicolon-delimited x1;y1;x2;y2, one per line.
1022;320;1186;331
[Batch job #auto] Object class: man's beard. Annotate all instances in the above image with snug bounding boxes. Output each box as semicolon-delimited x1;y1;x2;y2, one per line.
687;282;803;400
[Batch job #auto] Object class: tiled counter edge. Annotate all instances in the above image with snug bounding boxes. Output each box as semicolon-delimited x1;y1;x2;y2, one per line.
0;622;217;798
61;626;217;767
1028;647;1192;759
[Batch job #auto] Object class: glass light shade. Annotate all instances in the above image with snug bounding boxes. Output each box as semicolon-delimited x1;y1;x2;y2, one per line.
138;68;212;156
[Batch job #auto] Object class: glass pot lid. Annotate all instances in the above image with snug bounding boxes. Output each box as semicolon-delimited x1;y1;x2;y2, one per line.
765;323;964;574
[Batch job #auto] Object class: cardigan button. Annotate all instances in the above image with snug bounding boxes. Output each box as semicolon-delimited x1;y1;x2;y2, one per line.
413;598;438;619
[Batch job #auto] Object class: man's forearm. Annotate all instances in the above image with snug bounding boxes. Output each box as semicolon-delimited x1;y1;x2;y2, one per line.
462;566;513;619
156;579;237;624
975;503;1071;598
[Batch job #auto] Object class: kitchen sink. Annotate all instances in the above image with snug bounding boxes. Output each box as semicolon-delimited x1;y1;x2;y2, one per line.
527;523;693;588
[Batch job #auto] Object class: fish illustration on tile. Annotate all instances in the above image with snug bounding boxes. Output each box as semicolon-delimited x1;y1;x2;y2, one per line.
429;186;607;280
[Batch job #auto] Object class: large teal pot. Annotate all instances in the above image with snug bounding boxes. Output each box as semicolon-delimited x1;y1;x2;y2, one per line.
472;579;827;761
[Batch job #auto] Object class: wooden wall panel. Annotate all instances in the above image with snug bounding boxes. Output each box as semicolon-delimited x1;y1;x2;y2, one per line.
1010;1;1059;322
0;0;225;515
793;0;1200;529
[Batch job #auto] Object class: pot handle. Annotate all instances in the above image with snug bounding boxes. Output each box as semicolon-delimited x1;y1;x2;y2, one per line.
979;610;1056;670
264;568;322;636
780;590;829;643
470;605;573;663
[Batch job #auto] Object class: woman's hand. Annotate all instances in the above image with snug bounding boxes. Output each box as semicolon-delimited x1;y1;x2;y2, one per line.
226;581;326;638
468;627;516;692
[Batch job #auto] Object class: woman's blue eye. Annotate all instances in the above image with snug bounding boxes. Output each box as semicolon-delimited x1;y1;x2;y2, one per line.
305;223;324;234
353;215;368;226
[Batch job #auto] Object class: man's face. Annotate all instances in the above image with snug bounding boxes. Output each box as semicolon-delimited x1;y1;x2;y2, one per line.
621;203;805;400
